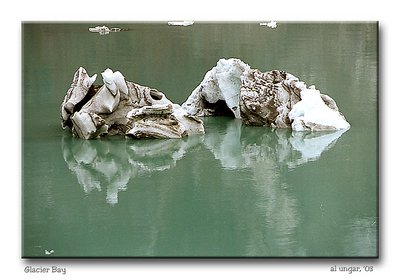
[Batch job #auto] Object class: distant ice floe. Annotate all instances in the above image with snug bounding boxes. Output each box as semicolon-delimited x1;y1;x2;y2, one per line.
89;25;121;35
44;249;54;255
260;20;277;28
167;21;194;26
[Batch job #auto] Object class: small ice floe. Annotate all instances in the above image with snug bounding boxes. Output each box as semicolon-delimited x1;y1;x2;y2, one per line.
44;249;54;255
167;21;194;27
89;25;121;35
260;20;277;28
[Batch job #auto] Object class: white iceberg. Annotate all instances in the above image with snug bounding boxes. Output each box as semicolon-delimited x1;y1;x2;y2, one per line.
167;21;194;26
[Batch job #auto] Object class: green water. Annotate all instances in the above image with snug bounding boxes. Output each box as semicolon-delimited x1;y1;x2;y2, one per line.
22;22;378;257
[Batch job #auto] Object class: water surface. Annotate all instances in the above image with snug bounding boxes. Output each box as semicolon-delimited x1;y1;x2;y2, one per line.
22;22;378;257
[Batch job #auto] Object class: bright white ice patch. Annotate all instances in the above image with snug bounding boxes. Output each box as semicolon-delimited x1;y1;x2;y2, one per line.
289;88;351;131
260;20;277;28
167;21;194;26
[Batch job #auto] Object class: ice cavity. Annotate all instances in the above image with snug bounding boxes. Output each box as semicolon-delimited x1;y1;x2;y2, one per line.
288;88;351;131
182;58;250;118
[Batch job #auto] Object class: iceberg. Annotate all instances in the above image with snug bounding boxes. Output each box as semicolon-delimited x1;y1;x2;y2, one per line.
60;67;204;139
182;58;350;131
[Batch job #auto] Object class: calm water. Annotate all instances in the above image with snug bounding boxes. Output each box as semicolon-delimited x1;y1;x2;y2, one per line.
22;22;378;257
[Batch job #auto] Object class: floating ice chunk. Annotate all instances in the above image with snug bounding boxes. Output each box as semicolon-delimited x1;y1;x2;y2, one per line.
89;25;109;33
44;249;54;255
260;20;277;28
167;21;194;26
62;67;205;140
89;25;110;35
289;88;351;131
89;25;121;35
267;20;277;28
182;57;350;131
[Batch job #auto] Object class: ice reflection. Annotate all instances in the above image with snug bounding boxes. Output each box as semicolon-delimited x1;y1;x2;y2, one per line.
60;118;357;256
289;130;347;167
61;118;348;206
202;118;349;256
203;117;348;170
61;135;203;205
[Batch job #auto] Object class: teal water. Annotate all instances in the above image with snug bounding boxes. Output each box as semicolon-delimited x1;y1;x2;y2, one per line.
22;22;378;257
